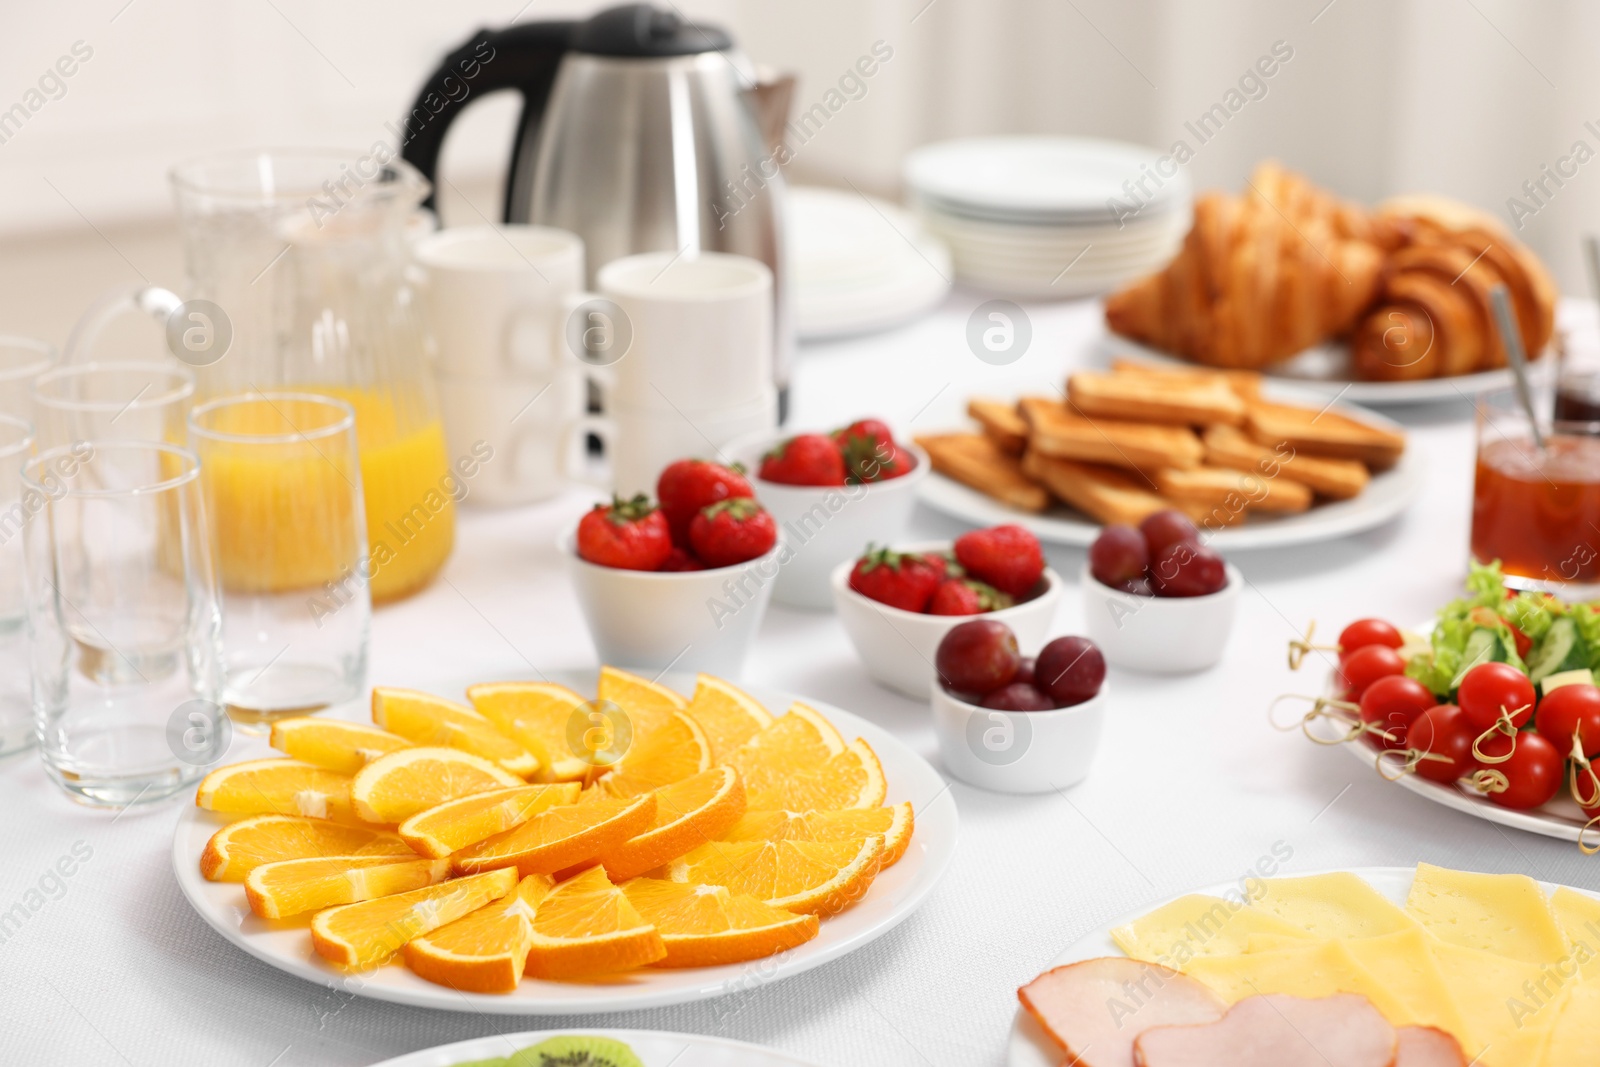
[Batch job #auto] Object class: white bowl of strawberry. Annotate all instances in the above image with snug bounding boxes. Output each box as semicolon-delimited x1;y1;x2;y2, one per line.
564;458;782;676
1080;509;1241;674
729;418;928;610
829;524;1061;698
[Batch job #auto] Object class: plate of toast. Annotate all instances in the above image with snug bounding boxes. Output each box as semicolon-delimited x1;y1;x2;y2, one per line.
914;360;1422;551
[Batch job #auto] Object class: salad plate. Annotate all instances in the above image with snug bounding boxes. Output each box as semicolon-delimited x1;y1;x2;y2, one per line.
370;1029;827;1067
172;672;958;1015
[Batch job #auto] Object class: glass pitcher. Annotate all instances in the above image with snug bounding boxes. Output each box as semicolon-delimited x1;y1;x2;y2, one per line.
66;149;454;604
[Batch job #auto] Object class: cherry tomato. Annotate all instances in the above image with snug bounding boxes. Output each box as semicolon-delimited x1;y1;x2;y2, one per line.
1338;618;1403;662
1502;620;1532;659
1534;683;1600;758
1337;644;1406;701
1476;730;1563;810
1408;705;1475;783
1358;675;1437;751
1457;662;1537;732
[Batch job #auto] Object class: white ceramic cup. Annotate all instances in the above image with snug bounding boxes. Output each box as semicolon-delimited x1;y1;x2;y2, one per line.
600;391;778;498
434;368;596;506
1080;562;1241;673
730;433;928;610
932;684;1108;794
561;531;780;677
595;251;774;415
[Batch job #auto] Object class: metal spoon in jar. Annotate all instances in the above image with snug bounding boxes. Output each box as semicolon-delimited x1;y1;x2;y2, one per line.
1489;282;1545;450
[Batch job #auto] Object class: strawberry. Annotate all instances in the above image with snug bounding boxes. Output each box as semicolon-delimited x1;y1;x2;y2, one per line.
954;524;1044;598
872;443;917;481
834;419;912;484
657;459;753;547
759;433;846;486
659;547;705;572
832;418;894;454
847;546;947;612
927;578;1014;616
688;498;777;568
576;494;673;571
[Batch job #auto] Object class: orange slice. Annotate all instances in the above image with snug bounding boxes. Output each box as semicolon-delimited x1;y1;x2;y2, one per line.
267;717;410;774
597;766;746;882
201;815;412;881
745;739;887;811
725;801;915;869
403;874;555;993
371;686;539;778
524;866;666;979
244;855;450;919
684;675;773;761
667;835;884;916
465;681;592;782
597;666;686;738
350;747;523;825
725;703;846;796
595;710;711;799
453;793;657;877
398;784;581;859
311;868;518;969
621;878;819;968
195;759;356;822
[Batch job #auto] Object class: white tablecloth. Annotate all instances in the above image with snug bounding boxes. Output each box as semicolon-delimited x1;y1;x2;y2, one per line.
4;295;1596;1067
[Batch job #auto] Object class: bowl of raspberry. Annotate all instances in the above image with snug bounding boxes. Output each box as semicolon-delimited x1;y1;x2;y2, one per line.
563;458;782;675
729;418;928;610
829;524;1061;697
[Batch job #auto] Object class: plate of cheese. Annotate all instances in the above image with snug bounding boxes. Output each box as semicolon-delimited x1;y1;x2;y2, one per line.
1007;863;1599;1067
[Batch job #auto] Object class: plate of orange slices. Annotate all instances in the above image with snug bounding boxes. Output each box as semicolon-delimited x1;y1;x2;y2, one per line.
171;668;957;1013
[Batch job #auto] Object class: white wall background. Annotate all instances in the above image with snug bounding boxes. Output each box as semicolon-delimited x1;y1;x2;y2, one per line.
1;0;1597;296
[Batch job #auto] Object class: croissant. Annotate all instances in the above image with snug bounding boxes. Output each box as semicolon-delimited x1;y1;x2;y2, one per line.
1350;198;1558;381
1105;162;1384;370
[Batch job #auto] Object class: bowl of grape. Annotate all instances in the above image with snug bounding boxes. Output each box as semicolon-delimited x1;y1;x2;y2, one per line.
929;619;1108;794
1081;508;1240;674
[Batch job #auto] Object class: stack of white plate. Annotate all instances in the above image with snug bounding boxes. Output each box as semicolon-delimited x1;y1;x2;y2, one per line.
904;136;1192;299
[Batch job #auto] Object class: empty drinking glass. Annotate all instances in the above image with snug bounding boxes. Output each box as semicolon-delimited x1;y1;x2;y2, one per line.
0;337;56;419
188;393;370;730
32;361;194;449
23;441;225;806
0;416;36;755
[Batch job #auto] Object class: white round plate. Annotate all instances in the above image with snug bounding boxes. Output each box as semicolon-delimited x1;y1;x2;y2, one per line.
789;187;952;341
369;1028;826;1067
905;137;1192;222
1102;330;1550;407
171;672;958;1015
1005;867;1598;1067
918;387;1423;551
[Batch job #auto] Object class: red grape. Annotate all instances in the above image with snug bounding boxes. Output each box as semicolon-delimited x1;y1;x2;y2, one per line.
1408;705;1475;783
1089;524;1149;587
1139;509;1199;558
1149;542;1228;598
981;683;1055;711
1337;618;1403;661
1534;683;1600;757
1035;636;1105;707
1119;577;1154;596
1336;644;1405;701
1358;675;1436;751
1014;656;1036;687
1457;662;1536;732
1478;731;1563;810
935;619;1020;696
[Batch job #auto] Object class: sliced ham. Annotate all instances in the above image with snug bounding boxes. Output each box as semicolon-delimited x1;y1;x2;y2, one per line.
1396;1026;1466;1066
1133;993;1396;1067
1018;957;1227;1067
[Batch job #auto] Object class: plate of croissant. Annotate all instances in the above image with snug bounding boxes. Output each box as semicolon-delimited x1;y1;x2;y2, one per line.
1101;161;1559;404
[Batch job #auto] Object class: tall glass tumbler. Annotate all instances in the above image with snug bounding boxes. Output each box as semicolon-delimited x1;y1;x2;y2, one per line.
0;337;56;419
23;442;225;806
0;416;36;754
32;361;194;448
188;393;370;730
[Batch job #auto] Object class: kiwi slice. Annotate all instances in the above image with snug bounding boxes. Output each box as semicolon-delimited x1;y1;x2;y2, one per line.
507;1036;645;1067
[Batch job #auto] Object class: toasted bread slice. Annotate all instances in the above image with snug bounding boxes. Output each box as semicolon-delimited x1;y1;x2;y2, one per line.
1019;397;1203;471
1150;465;1313;514
1202;424;1370;500
1020;452;1171;526
916;433;1051;512
1245;399;1405;469
1069;370;1247;427
966;398;1027;455
1110;358;1263;401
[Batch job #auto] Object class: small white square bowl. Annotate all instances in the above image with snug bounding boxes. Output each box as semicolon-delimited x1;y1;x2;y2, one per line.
1079;562;1241;674
931;683;1108;794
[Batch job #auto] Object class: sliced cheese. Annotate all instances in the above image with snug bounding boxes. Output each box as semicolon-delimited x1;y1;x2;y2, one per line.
1180;939;1413;1024
1549;886;1600;982
1429;941;1561;1066
1110;894;1314;965
1251;872;1417;939
1341;928;1471;1039
1406;863;1569;964
1538;985;1600;1066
